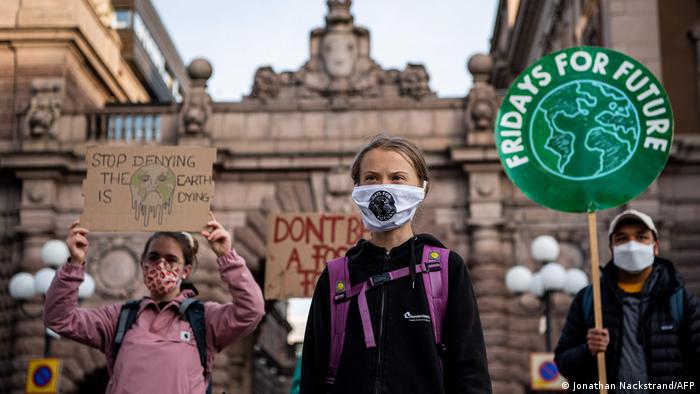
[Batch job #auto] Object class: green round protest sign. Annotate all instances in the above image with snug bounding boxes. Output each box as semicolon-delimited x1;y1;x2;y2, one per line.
495;46;673;212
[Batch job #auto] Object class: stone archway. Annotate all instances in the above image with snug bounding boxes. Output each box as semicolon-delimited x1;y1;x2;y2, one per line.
227;178;323;393
231;178;332;272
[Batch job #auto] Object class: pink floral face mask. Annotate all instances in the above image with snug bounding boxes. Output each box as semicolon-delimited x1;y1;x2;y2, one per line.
143;261;182;297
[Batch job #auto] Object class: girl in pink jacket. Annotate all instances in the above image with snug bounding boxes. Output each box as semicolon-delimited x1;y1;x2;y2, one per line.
43;216;265;394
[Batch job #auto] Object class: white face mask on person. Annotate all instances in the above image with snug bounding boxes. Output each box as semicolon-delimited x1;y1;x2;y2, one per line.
613;241;655;274
351;184;425;233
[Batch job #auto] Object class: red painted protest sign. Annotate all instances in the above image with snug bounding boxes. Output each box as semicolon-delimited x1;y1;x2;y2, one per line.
264;213;369;299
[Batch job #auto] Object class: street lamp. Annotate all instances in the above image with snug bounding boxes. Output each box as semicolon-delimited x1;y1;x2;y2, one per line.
8;239;95;357
505;235;589;351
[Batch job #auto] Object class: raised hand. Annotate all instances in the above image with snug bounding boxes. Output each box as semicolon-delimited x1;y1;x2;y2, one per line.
67;219;90;265
201;213;232;257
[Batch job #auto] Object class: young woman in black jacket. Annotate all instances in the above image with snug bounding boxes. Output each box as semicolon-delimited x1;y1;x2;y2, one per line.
300;134;492;394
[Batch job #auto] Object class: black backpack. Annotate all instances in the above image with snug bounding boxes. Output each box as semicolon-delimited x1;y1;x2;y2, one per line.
112;298;211;394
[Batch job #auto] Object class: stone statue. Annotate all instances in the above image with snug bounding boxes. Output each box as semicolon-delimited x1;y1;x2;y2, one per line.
251;66;280;102
179;58;213;136
299;7;381;98
23;79;63;139
244;0;434;102
321;31;358;78
400;64;433;100
465;54;498;144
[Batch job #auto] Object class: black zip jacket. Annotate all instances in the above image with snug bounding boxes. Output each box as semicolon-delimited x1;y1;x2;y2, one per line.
299;234;492;394
554;257;700;393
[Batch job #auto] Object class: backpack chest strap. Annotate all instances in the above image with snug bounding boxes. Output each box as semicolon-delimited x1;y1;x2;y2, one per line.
326;246;449;384
339;261;441;300
338;262;440;348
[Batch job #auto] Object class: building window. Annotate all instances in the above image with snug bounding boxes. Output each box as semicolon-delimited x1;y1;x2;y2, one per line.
133;12;180;98
133;13;166;73
112;9;132;29
122;12;181;101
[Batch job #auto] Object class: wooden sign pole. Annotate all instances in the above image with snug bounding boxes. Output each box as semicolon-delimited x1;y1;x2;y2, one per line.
587;212;608;394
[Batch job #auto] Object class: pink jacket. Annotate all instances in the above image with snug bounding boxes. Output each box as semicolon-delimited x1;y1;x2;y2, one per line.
43;249;265;394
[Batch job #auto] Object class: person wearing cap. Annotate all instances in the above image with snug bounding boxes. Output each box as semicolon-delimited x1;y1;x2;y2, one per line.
554;209;700;393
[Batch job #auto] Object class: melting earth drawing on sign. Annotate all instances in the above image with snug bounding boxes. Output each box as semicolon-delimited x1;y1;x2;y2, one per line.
129;165;176;227
531;80;640;181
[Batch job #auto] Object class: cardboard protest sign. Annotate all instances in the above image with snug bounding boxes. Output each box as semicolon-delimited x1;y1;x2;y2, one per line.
265;213;369;299
495;46;673;212
81;145;216;232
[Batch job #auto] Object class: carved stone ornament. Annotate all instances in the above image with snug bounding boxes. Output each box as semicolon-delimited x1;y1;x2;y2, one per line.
182;103;210;134
179;58;213;136
468;95;497;130
245;0;434;102
464;54;498;144
25;184;46;204
23;78;63;139
251;66;281;102
399;64;434;100
91;237;144;299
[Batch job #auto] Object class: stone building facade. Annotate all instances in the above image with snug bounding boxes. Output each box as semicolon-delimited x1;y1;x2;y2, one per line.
2;1;699;394
0;1;188;392
1;1;462;392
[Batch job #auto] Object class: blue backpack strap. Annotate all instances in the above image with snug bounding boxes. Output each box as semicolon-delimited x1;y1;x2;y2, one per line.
582;285;594;327
420;246;449;355
670;288;684;325
326;256;350;385
179;298;211;394
112;299;141;366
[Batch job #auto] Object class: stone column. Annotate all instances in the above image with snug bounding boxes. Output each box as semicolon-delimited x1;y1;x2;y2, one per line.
10;173;60;393
458;53;517;394
10;166;101;393
467;170;514;394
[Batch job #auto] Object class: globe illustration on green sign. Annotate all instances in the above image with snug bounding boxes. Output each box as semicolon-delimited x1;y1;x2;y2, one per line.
531;80;640;181
495;47;673;213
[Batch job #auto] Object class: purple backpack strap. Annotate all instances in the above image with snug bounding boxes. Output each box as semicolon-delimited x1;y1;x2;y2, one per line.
326;256;350;384
420;246;449;348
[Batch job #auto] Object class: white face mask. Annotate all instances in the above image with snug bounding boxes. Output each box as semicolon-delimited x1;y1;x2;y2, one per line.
613;241;655;274
351;184;425;233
